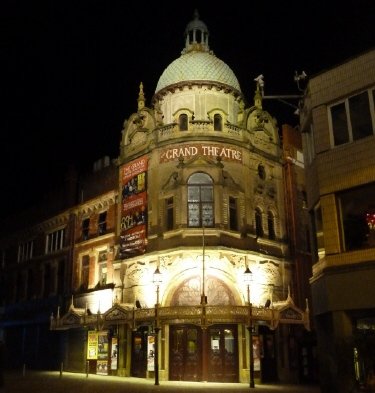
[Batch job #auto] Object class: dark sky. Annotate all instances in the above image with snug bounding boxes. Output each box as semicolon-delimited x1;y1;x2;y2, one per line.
2;0;375;216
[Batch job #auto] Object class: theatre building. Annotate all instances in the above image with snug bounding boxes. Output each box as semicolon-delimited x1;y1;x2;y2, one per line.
0;12;312;384
50;13;312;384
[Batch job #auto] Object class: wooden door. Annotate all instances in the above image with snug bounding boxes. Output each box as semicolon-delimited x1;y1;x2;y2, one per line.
131;326;148;377
207;325;238;382
169;325;201;381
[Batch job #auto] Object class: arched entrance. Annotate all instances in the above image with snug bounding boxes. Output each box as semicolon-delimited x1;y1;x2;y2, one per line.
169;324;238;382
169;275;239;382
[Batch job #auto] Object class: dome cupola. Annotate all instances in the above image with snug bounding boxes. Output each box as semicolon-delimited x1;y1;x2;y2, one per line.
154;11;241;96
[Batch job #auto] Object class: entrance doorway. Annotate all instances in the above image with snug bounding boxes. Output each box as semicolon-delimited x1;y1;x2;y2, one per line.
208;325;238;382
169;324;238;382
131;326;148;377
169;325;201;381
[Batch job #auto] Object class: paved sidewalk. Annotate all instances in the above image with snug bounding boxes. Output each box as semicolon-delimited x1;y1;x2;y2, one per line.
2;370;321;393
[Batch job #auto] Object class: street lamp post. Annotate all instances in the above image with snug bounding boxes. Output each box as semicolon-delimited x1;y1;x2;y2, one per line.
153;266;163;386
244;266;255;388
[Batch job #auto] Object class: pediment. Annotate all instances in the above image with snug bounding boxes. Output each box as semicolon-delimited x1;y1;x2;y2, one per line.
103;304;131;321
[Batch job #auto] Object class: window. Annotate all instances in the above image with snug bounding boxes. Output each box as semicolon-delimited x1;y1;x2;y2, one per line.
255;208;263;237
166;197;174;230
43;264;51;298
187;173;214;227
98;263;107;286
98;250;107;286
330;90;374;147
214;114;223;131
81;255;90;290
313;205;325;260
179;114;188;131
46;228;65;254
267;211;276;240
339;183;375;251
98;212;107;235
229;197;238;230
17;240;34;262
258;164;266;180
82;218;90;240
27;268;34;299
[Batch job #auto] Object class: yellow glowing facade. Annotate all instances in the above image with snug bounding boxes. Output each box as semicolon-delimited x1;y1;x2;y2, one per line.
52;12;310;384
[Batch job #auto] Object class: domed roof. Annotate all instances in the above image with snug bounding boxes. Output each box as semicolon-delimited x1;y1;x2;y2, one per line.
155;51;241;93
155;11;241;95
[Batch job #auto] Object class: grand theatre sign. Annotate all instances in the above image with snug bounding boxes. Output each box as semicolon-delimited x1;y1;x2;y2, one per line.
159;143;243;164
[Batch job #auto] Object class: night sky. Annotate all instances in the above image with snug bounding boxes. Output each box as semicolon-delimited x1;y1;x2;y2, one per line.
2;0;375;217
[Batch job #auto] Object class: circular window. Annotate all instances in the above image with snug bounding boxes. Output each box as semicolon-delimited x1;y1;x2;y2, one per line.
258;164;266;180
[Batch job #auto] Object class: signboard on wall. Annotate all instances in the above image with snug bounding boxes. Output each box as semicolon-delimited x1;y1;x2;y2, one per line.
87;331;98;360
147;335;155;372
159;143;243;163
120;157;148;258
110;337;118;370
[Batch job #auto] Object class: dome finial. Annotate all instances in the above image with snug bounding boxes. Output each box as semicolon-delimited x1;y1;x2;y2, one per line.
138;82;145;110
183;10;210;54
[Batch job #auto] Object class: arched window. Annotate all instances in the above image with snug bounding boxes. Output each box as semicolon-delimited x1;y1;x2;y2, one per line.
179;114;188;131
255;208;263;237
268;211;276;240
213;114;223;131
188;173;214;227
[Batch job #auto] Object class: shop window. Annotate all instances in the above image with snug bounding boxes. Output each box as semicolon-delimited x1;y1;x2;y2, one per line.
255;208;263;237
166;197;174;230
267;211;276;240
229;196;238;230
179;114;188;131
98;211;107;235
214;114;223;131
82;218;90;240
187;172;214;227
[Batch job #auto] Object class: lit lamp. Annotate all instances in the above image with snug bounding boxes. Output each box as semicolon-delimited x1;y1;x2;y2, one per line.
153;266;163;386
244;266;255;388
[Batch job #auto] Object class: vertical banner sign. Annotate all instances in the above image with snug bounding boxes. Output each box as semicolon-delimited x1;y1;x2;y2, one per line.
110;337;118;370
97;331;109;375
87;330;98;360
147;334;155;372
120;157;148;258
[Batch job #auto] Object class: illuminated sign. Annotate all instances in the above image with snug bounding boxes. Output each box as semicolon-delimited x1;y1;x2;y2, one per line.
120;157;148;258
160;143;242;163
87;330;98;360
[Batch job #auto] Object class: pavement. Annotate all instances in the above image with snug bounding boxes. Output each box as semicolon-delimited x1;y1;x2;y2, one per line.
1;370;321;393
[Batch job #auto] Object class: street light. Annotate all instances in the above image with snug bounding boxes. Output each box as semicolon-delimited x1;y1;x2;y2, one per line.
153;266;163;386
244;266;255;388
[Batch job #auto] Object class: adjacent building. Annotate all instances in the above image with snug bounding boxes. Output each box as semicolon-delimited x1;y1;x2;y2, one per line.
300;48;375;393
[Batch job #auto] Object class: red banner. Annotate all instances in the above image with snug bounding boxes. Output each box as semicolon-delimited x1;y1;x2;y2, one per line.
120;157;148;258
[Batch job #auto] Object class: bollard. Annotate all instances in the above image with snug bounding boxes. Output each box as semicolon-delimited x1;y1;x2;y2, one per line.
60;362;63;378
86;360;89;378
